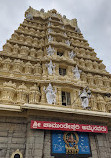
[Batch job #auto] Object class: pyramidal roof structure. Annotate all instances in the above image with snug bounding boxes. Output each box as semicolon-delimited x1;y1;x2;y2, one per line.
0;6;111;118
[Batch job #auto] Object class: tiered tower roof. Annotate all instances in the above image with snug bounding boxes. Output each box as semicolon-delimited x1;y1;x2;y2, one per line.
0;7;111;121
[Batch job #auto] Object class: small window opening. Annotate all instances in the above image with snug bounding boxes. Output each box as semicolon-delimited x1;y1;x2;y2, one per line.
14;154;20;158
59;68;66;76
57;52;64;56
62;91;71;106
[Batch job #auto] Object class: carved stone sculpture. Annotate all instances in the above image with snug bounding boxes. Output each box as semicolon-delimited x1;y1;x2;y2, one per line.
13;59;23;73
97;94;106;112
13;44;19;55
29;84;41;104
46;45;55;56
25;62;32;74
48;35;53;43
46;60;56;75
1;81;16;104
65;40;70;46
68;50;76;59
80;89;91;109
72;65;82;79
44;83;56;104
2;58;11;71
17;83;27;104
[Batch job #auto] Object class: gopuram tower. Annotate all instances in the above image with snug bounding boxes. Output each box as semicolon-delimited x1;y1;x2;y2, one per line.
0;7;111;158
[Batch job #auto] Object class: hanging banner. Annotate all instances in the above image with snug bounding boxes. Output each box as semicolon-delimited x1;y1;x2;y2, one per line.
51;130;92;157
31;120;108;133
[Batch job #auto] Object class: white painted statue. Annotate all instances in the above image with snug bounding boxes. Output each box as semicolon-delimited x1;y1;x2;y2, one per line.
44;83;57;104
46;60;56;75
72;65;82;79
48;28;52;33
26;13;33;20
80;89;91;108
65;40;70;46
69;50;76;59
46;45;55;56
48;22;51;27
48;35;53;43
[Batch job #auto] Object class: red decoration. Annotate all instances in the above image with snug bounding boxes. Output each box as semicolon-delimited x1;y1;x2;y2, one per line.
31;120;108;133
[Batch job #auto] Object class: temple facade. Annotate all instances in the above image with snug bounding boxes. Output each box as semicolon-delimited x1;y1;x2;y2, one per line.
0;7;111;158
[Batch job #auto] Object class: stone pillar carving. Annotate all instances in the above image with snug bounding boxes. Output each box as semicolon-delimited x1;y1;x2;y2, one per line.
40;86;46;103
2;58;11;71
97;94;106;112
90;94;98;111
12;44;19;55
87;73;94;85
25;62;32;74
1;81;16;104
29;84;41;104
42;63;47;78
17;83;28;104
34;63;42;76
57;87;62;105
12;59;23;73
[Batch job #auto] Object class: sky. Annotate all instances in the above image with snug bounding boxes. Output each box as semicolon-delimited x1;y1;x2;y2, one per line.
0;0;111;72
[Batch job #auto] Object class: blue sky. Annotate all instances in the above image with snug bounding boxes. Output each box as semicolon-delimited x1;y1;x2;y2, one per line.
0;0;111;72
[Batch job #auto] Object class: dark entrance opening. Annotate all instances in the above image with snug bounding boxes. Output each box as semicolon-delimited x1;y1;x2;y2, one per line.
14;154;20;158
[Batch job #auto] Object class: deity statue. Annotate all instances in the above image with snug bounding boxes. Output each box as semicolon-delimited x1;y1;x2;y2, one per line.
46;45;55;56
44;83;57;104
72;66;82;79
65;40;70;46
46;60;56;75
68;50;76;59
48;35;53;43
48;22;51;27
80;89;91;109
26;13;33;20
47;28;52;33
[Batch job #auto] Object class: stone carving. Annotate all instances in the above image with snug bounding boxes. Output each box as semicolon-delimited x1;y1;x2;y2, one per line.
46;60;56;75
1;81;16;104
25;62;32;74
48;22;51;27
80;89;91;109
97;94;106;112
34;63;42;76
13;59;23;73
72;66;82;79
48;35;53;43
3;43;12;53
46;45;55;56
30;48;36;58
2;58;11;71
13;44;19;55
19;34;25;42
44;83;56;104
68;50;76;59
65;40;70;46
20;46;29;56
47;28;52;33
17;83;27;104
26;13;33;20
29;84;41;104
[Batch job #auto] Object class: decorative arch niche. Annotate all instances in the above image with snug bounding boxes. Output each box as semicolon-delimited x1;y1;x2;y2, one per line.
11;149;23;158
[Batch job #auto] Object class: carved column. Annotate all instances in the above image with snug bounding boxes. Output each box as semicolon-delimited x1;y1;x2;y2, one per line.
42;63;47;79
97;94;106;112
1;81;16;104
29;84;41;104
57;87;62;105
25;62;32;74
90;94;98;111
17;83;28;104
40;86;46;103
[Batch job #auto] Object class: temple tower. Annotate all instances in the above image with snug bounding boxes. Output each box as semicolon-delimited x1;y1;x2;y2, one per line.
0;7;111;158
